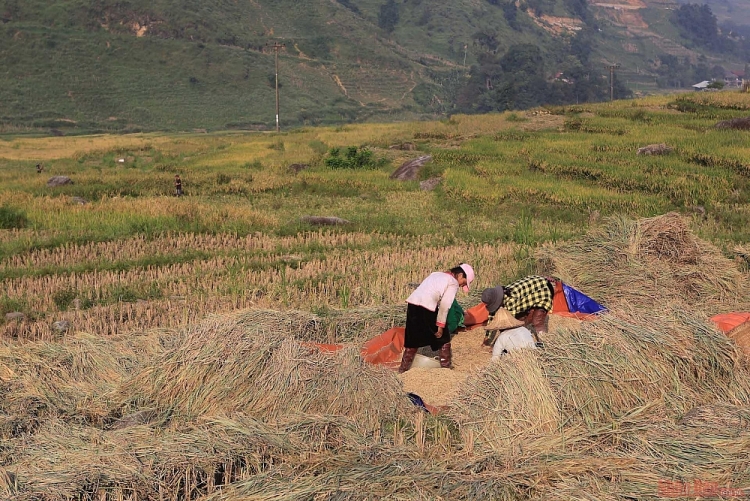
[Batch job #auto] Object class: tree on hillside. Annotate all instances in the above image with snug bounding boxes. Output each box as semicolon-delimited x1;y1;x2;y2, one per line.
457;44;549;112
1;0;20;21
672;3;737;53
674;4;718;46
336;0;361;15
472;31;500;52
378;0;399;33
502;2;521;30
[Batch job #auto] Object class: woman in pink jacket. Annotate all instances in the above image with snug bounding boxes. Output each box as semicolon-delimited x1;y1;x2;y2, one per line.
399;263;475;373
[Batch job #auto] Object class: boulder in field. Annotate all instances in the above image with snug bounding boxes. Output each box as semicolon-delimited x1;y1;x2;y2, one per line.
636;144;673;156
715;117;750;130
390;155;432;181
47;176;73;187
300;216;351;226
5;312;25;322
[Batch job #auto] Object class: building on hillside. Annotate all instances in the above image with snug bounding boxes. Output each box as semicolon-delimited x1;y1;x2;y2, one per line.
552;71;574;84
692;80;711;91
724;72;744;88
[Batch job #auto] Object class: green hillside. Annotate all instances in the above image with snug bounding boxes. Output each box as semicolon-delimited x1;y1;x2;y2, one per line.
1;0;748;133
675;0;750;26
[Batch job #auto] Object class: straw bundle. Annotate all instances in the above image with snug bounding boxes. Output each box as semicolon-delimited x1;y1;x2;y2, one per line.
536;212;748;311
637;212;699;264
0;331;168;438
116;311;413;429
450;350;560;452
449;306;750;457
547;309;750;422
5;415;296;500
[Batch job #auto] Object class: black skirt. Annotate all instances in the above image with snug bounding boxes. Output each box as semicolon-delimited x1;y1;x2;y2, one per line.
404;303;451;351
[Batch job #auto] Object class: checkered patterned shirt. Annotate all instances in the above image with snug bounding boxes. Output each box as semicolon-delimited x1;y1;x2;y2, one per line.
503;276;553;315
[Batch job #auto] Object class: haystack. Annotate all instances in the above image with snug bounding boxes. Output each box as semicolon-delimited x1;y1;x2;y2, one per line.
116;311;412;428
536;212;748;311
450;308;750;452
0;331;169;438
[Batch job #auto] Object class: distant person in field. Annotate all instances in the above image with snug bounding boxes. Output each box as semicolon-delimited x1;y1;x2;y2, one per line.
480;275;554;346
174;175;183;197
399;263;475;373
481;307;537;361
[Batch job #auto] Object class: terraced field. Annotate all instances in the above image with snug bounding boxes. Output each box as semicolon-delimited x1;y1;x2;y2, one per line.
2;90;750;501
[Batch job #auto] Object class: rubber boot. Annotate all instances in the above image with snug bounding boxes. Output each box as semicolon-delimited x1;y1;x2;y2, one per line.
399;347;418;373
527;308;548;345
438;343;453;369
533;308;549;334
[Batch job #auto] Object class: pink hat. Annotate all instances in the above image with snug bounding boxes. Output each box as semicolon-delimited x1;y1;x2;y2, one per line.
459;263;474;293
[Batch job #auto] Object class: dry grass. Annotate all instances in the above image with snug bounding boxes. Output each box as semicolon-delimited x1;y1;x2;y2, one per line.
2;214;750;500
536;212;750;313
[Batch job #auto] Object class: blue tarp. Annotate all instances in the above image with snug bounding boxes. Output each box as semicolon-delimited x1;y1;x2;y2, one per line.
407;393;430;412
562;284;607;314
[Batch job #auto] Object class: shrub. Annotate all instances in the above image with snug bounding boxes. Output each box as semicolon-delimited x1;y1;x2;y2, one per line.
52;287;77;311
324;147;380;169
0;206;29;229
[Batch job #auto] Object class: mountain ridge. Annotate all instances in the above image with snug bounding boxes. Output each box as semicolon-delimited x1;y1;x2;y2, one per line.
0;0;747;133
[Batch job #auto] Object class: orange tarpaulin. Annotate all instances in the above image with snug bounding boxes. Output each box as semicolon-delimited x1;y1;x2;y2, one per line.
551;280;569;313
464;303;488;327
710;312;750;334
360;327;405;368
710;313;750;357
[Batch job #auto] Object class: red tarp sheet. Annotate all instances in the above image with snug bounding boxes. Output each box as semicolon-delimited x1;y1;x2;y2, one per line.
360;327;405;369
710;312;750;334
464;303;489;327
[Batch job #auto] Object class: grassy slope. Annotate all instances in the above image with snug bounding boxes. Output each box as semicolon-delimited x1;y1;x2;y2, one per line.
1;0;747;133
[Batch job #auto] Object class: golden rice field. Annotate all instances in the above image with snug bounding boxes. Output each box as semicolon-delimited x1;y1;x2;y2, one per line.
1;91;750;500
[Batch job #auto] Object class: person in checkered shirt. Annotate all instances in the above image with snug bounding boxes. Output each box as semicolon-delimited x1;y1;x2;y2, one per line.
481;275;554;345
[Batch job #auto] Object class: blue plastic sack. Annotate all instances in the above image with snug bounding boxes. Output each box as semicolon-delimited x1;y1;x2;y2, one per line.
562;284;607;314
407;393;430;412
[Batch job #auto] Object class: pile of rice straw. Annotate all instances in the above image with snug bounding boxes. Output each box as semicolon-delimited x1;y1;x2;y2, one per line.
536;212;749;312
2;213;750;500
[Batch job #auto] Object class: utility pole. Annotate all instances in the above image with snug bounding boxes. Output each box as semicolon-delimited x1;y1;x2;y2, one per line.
267;42;285;132
606;63;620;102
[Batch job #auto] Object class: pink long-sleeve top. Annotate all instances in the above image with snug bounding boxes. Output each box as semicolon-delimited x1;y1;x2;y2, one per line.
406;272;459;328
